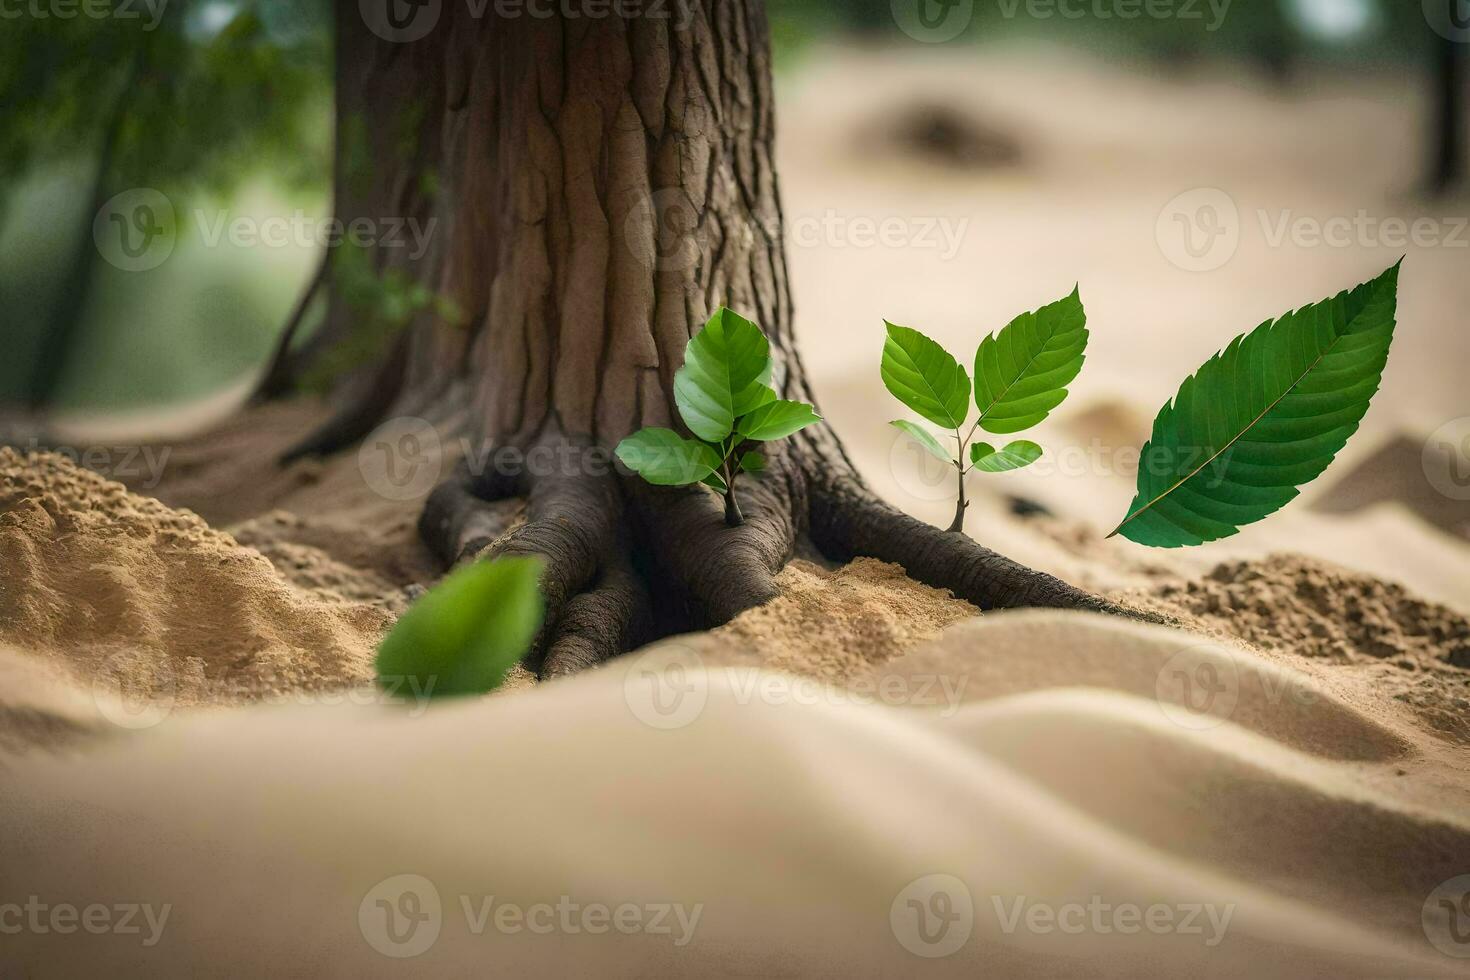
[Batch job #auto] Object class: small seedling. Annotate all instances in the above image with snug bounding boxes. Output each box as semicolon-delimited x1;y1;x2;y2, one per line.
1111;260;1401;547
883;287;1088;534
616;307;822;526
375;556;544;698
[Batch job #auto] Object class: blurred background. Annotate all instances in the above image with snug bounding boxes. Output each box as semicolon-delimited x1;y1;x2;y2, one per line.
3;0;1467;578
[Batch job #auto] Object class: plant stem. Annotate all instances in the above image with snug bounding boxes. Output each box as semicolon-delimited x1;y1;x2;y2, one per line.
724;481;744;526
947;428;967;533
721;454;744;527
946;464;967;533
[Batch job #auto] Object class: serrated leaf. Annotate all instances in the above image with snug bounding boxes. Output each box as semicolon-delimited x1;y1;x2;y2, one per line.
376;557;544;697
738;451;766;473
674;308;772;442
881;321;970;429
736;399;822;442
890;420;952;463
970;439;1043;472
974;286;1089;434
1112;261;1400;548
614;428;722;486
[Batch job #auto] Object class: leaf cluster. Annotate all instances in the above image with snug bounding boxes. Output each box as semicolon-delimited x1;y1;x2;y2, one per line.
616;308;821;495
883;287;1089;485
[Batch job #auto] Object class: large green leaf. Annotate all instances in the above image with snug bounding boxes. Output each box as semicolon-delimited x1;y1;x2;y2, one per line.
974;286;1088;434
614;429;722;486
736;399;822;441
674;308;772;442
881;322;971;429
890;420;952;463
1112;261;1400;548
970;440;1043;472
376;557;544;697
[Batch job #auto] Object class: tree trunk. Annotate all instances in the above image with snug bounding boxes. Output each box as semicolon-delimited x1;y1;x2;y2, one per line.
283;0;1159;675
1429;22;1467;196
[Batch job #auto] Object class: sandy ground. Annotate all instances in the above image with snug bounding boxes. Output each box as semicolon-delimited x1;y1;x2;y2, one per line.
2;47;1469;976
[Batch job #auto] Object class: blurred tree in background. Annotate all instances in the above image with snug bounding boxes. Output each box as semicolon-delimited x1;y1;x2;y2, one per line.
0;0;1459;416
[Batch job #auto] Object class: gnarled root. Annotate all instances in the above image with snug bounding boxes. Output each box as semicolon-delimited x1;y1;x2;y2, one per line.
806;468;1171;624
415;429;1169;681
417;431;804;677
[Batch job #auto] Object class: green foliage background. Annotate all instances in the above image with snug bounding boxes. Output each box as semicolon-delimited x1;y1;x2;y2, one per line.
0;0;1438;412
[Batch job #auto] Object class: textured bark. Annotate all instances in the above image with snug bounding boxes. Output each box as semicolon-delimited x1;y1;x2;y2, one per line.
292;0;1160;675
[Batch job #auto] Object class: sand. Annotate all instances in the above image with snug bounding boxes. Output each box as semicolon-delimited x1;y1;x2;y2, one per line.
0;448;392;745
4;47;1470;976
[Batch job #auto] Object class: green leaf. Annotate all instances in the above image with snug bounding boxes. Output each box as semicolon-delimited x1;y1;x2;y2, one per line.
674;308;772;442
702;471;729;492
881;321;970;429
614;428;722;486
974;286;1089;434
890;420;952;463
1112;261;1400;548
375;557;544;697
736;399;822;442
738;451;766;474
970;439;1043;472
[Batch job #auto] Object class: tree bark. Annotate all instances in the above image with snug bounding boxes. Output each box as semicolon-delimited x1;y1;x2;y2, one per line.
290;0;1162;675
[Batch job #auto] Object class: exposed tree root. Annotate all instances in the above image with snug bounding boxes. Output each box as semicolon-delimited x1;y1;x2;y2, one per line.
807;469;1169;624
406;425;1169;680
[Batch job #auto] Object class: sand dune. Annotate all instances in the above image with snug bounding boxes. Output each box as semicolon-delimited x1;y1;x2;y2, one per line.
2;632;1468;977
